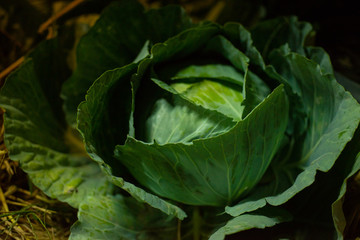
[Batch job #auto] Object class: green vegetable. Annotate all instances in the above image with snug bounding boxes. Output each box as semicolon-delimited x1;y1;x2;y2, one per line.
1;1;359;239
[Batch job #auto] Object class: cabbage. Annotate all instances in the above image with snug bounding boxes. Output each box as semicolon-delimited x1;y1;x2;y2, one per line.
1;1;359;239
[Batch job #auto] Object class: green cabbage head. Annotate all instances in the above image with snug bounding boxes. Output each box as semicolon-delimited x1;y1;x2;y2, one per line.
1;1;360;238
75;1;360;220
78;21;291;208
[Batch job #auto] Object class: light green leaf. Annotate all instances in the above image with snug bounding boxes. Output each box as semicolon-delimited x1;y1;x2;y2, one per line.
145;97;235;143
69;195;177;240
0;40;111;208
133;40;151;63
177;80;244;121
115;86;288;206
226;53;360;217
155;63;246;121
163;69;245;121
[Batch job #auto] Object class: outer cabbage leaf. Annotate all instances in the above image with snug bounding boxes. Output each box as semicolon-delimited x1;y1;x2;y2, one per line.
332;126;360;239
152;27;248;74
250;16;312;60
69;195;177;240
77;63;188;220
222;22;265;69
62;0;193;126
226;50;360;217
151;22;220;64
202;35;249;73
209;207;292;240
242;71;271;117
0;39;112;208
115;85;288;206
77;63;138;176
335;72;360;103
305;46;334;75
262;127;360;239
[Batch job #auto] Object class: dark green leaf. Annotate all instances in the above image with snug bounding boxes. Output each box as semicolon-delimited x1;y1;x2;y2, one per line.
62;1;147;126
151;23;220;63
250;16;312;60
62;0;193;126
69;195;177;240
0;39;111;208
335;72;360;103
202;35;249;72
305;46;334;75
77;64;137;176
209;207;292;240
145;5;193;43
332;138;360;239
226;53;360;217
241;71;271;117
223;22;265;69
77;63;188;220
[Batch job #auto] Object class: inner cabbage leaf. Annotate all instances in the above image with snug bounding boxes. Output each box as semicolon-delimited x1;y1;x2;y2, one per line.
145;96;235;144
175;80;244;121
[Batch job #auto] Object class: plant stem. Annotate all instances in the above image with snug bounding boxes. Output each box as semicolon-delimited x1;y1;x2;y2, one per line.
177;219;182;240
193;206;201;240
0;57;24;81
